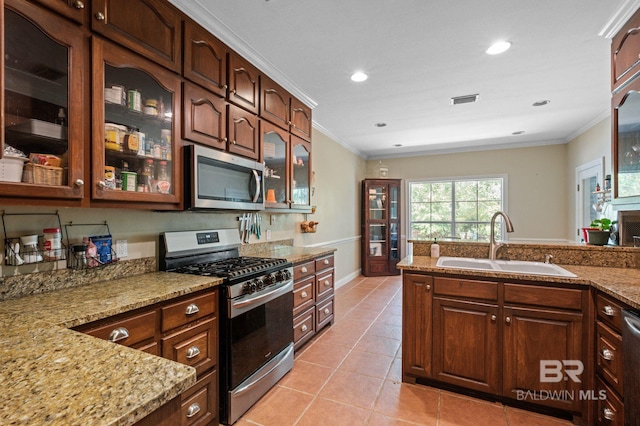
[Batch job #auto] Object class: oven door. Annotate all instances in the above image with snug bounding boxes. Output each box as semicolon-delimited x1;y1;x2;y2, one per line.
185;144;264;210
226;280;293;389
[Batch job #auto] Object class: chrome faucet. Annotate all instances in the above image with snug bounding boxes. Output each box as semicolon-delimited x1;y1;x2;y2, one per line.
488;211;514;260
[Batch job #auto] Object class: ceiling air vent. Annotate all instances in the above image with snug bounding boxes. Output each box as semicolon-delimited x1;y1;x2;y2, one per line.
451;94;479;105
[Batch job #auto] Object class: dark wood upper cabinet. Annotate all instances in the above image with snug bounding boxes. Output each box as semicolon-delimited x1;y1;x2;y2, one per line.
183;81;227;150
33;0;86;24
290;97;312;141
227;103;259;161
260;75;290;131
183;20;228;97
91;0;181;72
227;52;260;115
612;8;640;91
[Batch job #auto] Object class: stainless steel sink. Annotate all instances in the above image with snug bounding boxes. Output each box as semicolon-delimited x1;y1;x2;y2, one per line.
436;256;577;278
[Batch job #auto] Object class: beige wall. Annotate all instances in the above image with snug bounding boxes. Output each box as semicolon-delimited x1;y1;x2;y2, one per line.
366;144;569;243
1;128;367;286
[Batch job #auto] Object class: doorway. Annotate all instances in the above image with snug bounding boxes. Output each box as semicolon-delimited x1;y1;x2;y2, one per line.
575;158;604;242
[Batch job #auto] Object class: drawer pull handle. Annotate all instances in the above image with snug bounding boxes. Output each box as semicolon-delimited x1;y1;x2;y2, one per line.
186;403;201;418
301;324;308;332
600;348;614;361
108;327;129;343
301;266;308;273
603;407;615;420
324;308;330;315
505;316;511;324
186;346;201;359
301;291;308;298
324;280;330;287
603;305;615;317
185;303;200;315
323;259;330;265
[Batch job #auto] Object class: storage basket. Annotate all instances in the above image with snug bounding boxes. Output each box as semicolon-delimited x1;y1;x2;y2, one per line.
22;163;64;185
0;156;27;182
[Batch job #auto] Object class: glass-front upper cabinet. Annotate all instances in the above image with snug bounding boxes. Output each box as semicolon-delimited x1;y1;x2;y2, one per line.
1;0;85;200
613;84;640;205
291;136;311;209
262;121;289;208
91;38;181;208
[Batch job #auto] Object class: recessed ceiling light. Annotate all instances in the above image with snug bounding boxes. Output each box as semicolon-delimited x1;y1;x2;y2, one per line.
532;100;551;107
512;130;525;135
374;122;387;127
486;41;512;55
350;71;368;82
393;144;403;147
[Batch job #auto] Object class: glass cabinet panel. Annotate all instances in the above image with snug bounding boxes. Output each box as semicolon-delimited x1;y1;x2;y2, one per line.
2;1;84;199
292;138;311;207
616;91;640;198
92;38;181;206
368;186;387;220
263;124;289;206
390;222;399;260
368;224;387;257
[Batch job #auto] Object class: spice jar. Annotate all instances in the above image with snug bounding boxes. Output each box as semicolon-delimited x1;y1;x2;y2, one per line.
70;243;88;269
43;228;62;261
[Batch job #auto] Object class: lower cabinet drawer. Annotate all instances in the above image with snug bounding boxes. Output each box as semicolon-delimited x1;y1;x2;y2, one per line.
136;341;160;356
161;290;217;333
596;321;624;396
81;310;157;348
293;276;315;316
596;376;624;426
316;296;334;330
315;270;334;301
162;318;217;376
181;369;218;426
293;308;315;349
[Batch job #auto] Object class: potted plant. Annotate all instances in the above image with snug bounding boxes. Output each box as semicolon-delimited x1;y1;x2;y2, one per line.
586;218;616;245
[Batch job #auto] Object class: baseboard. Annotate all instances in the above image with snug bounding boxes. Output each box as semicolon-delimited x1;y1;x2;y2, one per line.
334;270;362;289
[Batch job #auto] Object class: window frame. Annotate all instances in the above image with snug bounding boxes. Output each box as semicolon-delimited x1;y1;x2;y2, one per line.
405;174;509;248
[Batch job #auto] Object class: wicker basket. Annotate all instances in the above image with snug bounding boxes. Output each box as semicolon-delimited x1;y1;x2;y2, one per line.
22;163;64;185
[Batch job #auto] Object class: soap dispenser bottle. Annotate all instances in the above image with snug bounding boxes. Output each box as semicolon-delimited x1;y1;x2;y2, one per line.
431;238;440;258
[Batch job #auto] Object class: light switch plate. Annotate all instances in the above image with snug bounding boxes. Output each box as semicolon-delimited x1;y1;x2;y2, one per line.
266;230;272;241
116;240;128;258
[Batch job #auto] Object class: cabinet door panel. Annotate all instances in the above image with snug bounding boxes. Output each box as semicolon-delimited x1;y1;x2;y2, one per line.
612;9;640;89
183;21;227;97
402;273;433;380
262;121;290;208
260;75;289;130
503;306;583;412
432;297;499;394
183;82;226;150
291;135;311;208
227;53;259;114
290;97;312;141
227;104;259;160
34;0;86;24
91;0;181;72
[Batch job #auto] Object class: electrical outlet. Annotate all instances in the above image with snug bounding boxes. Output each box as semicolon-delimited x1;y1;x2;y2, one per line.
116;240;128;258
266;230;272;241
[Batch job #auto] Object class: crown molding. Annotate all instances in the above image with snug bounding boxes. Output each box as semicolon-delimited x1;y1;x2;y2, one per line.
168;0;317;109
599;0;640;39
312;122;366;158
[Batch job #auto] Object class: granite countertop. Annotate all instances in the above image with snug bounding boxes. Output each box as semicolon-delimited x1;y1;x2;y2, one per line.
398;256;640;310
0;272;223;426
242;244;337;264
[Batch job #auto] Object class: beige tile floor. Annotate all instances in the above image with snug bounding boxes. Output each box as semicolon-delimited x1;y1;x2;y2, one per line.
237;275;574;426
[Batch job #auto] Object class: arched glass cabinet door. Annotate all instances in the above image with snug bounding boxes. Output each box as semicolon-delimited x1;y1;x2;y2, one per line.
91;37;181;208
291;135;311;209
262;121;289;208
1;0;85;200
614;89;640;199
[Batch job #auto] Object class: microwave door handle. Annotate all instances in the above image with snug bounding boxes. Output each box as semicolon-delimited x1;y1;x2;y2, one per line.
252;169;261;202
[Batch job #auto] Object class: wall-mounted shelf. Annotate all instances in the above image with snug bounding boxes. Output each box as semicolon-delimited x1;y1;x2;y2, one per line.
1;211;66;266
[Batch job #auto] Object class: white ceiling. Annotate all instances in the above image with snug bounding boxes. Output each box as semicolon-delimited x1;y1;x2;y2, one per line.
170;0;632;159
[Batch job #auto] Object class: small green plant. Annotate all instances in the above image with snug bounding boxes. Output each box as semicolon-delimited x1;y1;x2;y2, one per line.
589;218;617;231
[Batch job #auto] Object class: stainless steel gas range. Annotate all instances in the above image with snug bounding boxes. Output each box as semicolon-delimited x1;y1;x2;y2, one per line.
160;228;294;425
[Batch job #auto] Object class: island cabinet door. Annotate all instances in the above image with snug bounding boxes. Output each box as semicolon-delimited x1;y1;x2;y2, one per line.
502;306;583;413
402;273;433;381
432;297;500;394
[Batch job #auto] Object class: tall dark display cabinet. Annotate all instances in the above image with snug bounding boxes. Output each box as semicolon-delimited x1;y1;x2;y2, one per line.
361;179;402;276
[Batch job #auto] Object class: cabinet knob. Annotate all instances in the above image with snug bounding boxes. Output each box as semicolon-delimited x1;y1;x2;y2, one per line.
185;303;200;315
603;407;615;421
301;267;308;273
425;284;431;291
73;0;85;9
301;324;308;332
97;181;107;189
186;346;201;359
232;89;237;94
186;403;201;418
603;305;615;317
491;315;497;322
323;259;330;265
324;280;330;287
323;308;330;315
108;327;129;343
231;140;237;145
301;291;308;298
222;84;228;90
74;179;84;187
222;137;228;143
95;12;105;21
505;316;512;324
600;348;614;361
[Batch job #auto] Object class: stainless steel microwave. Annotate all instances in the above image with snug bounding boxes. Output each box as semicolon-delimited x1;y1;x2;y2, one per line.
184;144;264;210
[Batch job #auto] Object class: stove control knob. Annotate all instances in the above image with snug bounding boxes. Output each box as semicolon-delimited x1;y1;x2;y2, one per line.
263;274;274;285
242;282;254;295
273;271;283;282
253;278;264;291
282;269;292;280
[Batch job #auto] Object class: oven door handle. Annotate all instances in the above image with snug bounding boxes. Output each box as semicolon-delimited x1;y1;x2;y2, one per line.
252;169;261;203
230;280;293;317
233;344;294;397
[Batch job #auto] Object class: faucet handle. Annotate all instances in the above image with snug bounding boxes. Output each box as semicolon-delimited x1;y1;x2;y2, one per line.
544;254;554;264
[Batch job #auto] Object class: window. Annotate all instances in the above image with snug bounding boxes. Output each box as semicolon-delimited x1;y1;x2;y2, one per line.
409;177;505;242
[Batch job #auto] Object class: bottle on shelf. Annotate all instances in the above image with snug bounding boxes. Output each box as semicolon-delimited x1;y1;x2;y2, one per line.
155;160;171;194
139;158;154;193
55;108;67;126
